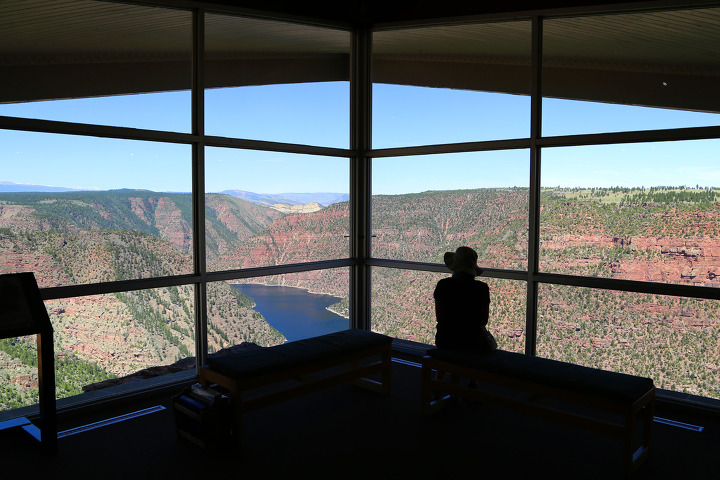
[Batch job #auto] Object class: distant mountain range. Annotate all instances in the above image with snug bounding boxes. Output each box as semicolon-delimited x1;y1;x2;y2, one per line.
219;189;349;207
0;180;98;193
0;181;348;207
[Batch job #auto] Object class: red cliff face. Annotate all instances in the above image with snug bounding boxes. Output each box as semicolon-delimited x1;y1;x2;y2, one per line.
542;233;720;287
210;203;350;275
154;197;193;252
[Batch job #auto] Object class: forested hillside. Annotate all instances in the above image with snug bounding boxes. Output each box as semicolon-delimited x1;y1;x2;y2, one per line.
223;186;720;399
0;190;284;409
1;185;718;408
371;188;528;269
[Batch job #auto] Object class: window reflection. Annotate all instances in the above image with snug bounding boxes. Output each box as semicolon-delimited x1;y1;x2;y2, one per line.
542;8;720;135
373;21;531;148
205;14;350;147
0;1;192;131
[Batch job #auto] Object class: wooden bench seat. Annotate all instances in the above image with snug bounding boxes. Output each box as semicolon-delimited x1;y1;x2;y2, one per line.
199;329;393;445
421;348;655;476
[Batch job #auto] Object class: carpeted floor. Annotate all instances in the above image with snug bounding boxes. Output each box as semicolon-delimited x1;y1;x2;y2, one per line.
1;359;718;479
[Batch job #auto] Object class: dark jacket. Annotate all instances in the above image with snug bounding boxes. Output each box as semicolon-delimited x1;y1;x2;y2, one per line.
433;272;492;351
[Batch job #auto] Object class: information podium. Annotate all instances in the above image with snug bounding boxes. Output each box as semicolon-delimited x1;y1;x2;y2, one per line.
0;272;56;454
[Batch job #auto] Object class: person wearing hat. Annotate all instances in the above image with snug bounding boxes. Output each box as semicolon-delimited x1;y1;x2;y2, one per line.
433;246;497;352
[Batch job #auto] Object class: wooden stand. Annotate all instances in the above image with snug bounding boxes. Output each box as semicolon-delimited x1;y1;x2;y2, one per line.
172;383;232;450
0;272;57;454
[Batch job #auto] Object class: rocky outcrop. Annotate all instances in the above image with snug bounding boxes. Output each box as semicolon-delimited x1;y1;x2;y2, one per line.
271;202;323;214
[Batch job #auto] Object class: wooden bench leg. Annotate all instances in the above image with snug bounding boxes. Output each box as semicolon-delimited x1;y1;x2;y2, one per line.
380;348;392;394
420;361;434;414
421;363;458;415
352;348;393;394
621;399;655;477
229;394;243;447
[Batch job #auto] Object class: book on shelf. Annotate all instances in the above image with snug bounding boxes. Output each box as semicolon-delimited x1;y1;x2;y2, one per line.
188;383;229;406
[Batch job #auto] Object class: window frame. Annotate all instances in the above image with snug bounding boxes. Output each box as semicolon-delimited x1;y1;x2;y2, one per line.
0;0;718;410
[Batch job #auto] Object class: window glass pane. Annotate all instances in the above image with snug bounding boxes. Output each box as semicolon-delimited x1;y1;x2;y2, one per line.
373;21;531;148
1;286;195;411
205;14;350;147
538;284;720;400
0;334;38;411
372;268;525;352
542;8;720;136
372;150;528;270
0;1;192;132
221;268;350;346
0;130;193;287
205;148;349;271
540;140;720;285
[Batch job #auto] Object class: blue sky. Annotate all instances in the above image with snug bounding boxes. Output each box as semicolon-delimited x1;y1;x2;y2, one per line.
1;82;719;195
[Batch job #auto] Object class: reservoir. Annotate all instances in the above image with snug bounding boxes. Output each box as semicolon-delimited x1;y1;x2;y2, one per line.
233;283;349;342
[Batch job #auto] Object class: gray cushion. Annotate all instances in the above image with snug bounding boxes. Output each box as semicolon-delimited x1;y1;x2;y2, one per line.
427;348;654;403
207;329;392;380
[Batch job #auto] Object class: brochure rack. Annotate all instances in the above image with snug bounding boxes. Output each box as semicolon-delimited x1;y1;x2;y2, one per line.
0;272;56;454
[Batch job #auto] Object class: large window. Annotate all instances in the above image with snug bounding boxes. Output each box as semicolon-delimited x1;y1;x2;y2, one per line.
532;7;720;401
0;1;352;415
371;269;526;353
540;140;720;284
0;130;194;287
371;150;529;268
370;20;533;354
1;286;196;410
372;21;532;148
370;6;720;404
204;13;350;147
204;148;350;271
538;285;720;399
0;1;192;131
1;1;719;417
542;8;720;136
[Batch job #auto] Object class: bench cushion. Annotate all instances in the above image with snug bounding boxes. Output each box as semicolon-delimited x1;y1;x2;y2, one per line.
427;348;654;403
207;329;392;380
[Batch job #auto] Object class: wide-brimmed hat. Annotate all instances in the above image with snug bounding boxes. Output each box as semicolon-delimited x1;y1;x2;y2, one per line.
444;246;482;276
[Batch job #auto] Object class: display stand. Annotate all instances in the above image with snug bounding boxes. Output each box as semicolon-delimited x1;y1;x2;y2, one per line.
0;272;56;454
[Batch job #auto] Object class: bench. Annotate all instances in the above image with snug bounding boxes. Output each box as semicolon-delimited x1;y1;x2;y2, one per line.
198;329;393;445
421;348;655;476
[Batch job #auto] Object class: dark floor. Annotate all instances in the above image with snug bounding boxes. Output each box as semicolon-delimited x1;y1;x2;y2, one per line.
2;358;719;479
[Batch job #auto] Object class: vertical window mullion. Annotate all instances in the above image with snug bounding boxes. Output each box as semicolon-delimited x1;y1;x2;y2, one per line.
350;26;373;331
526;15;543;356
192;7;208;369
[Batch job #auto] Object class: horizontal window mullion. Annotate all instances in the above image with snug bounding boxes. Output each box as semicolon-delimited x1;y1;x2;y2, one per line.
206;258;357;283
366;258;720;301
368;258;528;280
539;125;720;148
204;134;353;158
0;115;198;145
370;138;531;158
533;272;720;301
39;274;202;301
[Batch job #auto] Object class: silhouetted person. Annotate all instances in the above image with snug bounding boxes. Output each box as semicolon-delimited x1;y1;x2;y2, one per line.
434;246;497;352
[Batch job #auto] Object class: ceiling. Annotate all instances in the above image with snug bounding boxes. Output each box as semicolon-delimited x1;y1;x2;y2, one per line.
1;0;719;112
